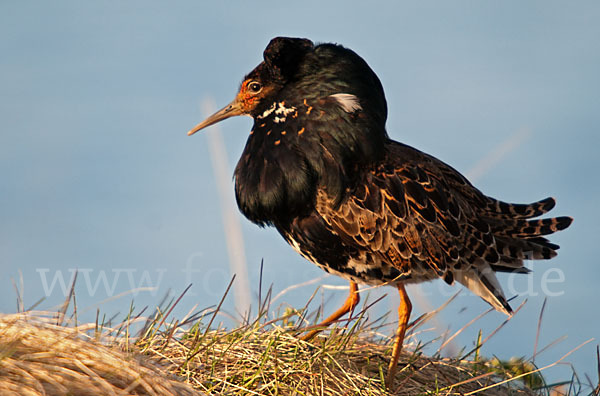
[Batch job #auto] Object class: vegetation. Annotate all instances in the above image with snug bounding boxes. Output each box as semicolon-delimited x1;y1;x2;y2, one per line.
0;280;596;395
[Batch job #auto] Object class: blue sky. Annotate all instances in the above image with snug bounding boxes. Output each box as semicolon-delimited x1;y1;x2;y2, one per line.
1;1;599;387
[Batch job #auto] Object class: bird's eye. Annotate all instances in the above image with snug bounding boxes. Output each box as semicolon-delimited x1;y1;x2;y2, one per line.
247;81;262;93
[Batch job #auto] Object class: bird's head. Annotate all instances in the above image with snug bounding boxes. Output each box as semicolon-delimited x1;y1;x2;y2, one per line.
188;37;388;137
188;37;312;135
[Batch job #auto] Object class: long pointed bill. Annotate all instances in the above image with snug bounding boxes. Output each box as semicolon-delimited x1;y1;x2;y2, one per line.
188;99;244;136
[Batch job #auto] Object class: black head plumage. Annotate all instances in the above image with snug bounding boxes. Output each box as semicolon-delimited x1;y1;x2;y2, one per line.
262;37;314;84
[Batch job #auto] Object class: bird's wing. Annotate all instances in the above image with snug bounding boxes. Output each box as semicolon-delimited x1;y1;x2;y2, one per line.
314;150;468;283
314;141;571;314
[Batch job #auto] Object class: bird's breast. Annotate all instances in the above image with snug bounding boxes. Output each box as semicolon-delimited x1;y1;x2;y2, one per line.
233;116;319;226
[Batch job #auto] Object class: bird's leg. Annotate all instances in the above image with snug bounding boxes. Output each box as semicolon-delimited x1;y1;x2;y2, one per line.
300;281;359;341
386;283;412;388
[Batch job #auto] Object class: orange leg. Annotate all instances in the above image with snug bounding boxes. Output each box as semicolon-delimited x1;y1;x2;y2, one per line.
301;281;360;341
386;283;412;388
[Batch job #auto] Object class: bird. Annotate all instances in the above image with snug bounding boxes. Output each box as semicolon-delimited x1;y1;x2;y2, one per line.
187;37;572;387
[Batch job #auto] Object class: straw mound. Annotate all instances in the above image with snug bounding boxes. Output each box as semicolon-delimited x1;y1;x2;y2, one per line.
0;314;199;396
0;312;539;396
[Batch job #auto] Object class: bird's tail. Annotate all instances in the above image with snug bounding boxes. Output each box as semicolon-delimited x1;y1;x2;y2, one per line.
463;197;572;313
482;196;571;265
455;266;513;314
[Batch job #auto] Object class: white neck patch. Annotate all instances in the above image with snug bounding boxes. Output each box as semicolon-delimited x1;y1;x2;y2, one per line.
329;93;362;113
257;101;297;123
257;102;277;119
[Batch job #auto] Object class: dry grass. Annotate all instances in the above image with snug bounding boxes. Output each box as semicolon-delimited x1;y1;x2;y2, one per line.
0;313;199;396
0;312;539;396
0;282;594;396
